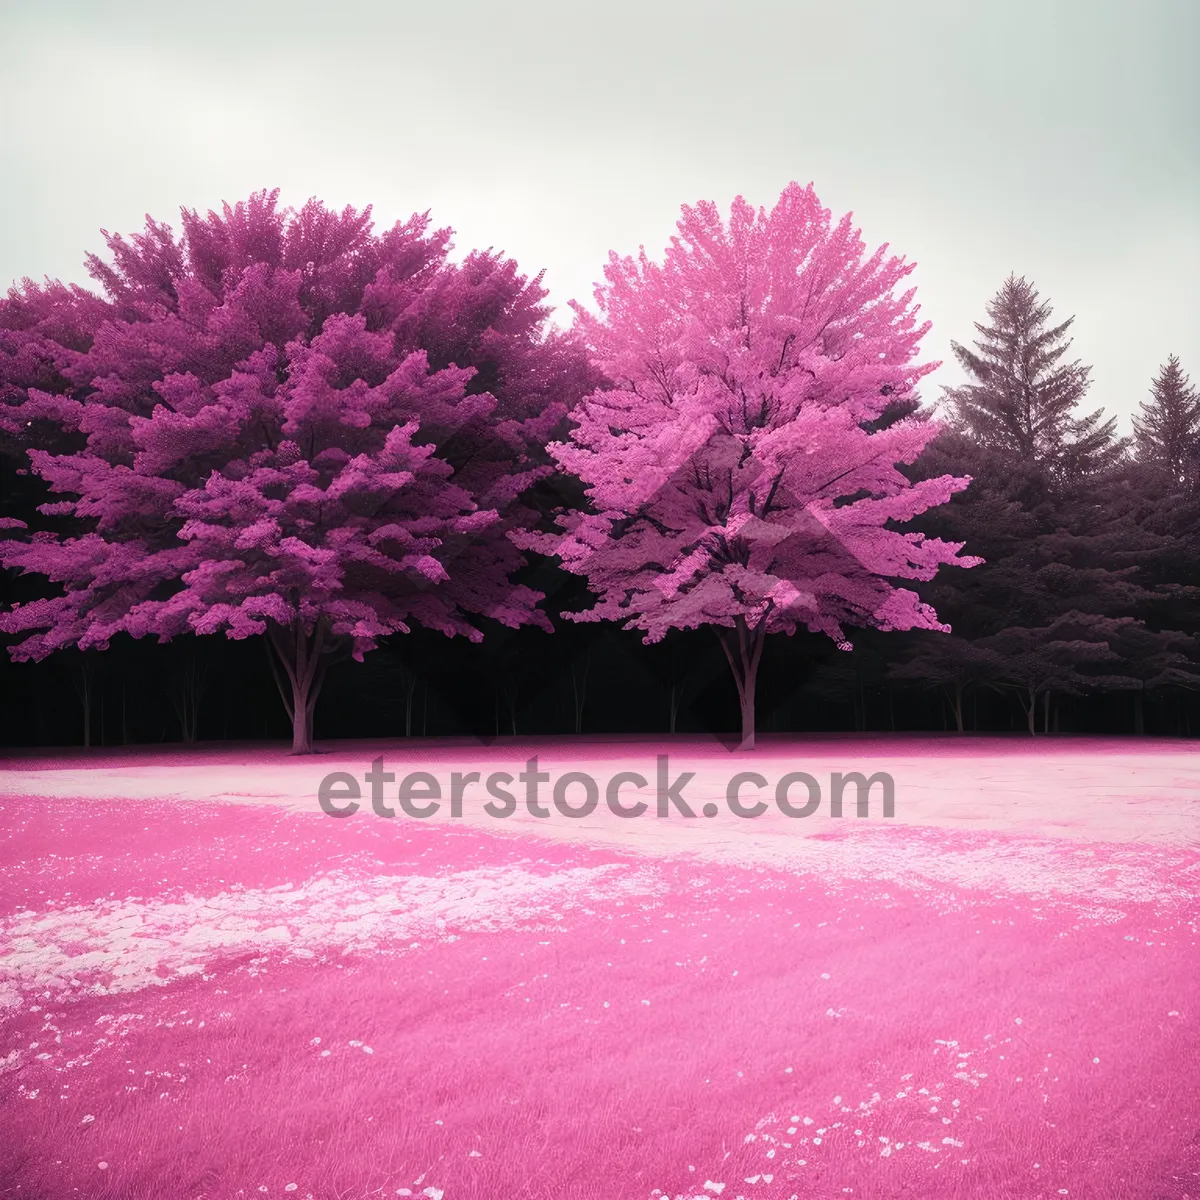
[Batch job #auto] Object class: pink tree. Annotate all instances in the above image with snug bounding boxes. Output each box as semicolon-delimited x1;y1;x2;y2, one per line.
0;192;587;752
521;182;982;749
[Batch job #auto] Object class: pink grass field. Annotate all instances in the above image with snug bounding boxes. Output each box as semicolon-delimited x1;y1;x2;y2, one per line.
1;735;1199;1200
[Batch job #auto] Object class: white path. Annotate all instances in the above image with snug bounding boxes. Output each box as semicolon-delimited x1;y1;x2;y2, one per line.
3;735;1197;855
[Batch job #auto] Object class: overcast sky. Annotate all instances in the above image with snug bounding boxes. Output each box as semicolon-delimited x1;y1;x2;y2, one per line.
2;0;1196;430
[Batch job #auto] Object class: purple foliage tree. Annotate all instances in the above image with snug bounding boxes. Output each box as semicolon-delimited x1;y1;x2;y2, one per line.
520;182;982;749
0;191;589;752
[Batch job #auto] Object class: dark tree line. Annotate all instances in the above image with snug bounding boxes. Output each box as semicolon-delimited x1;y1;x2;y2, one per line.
889;276;1200;734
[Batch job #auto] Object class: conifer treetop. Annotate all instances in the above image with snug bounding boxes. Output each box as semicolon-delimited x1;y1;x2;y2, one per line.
1132;353;1199;485
942;274;1124;478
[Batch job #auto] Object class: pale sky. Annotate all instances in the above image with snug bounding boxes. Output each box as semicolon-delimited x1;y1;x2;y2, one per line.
2;0;1196;431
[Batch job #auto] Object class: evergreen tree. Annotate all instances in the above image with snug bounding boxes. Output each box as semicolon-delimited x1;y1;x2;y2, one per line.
894;282;1200;732
941;275;1125;480
977;611;1136;736
1100;618;1200;734
803;635;893;732
888;631;994;732
1132;354;1200;486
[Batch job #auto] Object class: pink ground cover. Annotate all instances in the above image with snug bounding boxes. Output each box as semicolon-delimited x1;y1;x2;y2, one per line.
1;739;1199;1199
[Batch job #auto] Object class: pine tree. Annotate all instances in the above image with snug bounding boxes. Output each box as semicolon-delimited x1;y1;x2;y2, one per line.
1132;355;1200;486
978;611;1136;736
1100;618;1200;734
898;282;1200;731
888;631;994;732
941;275;1124;480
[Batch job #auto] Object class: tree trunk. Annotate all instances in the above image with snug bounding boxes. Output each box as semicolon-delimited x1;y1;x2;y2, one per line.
73;665;92;749
1026;688;1037;735
1133;689;1145;735
571;653;590;735
264;619;332;755
1043;688;1051;735
283;668;318;754
740;683;756;748
171;659;207;743
668;680;686;734
503;679;519;736
946;684;964;733
716;612;770;751
404;672;417;736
